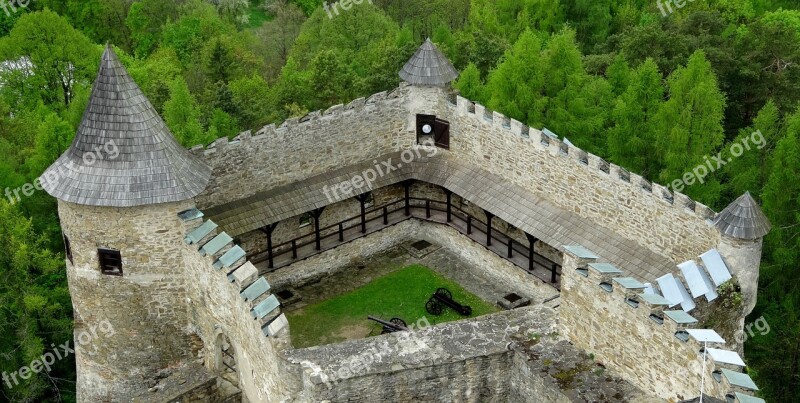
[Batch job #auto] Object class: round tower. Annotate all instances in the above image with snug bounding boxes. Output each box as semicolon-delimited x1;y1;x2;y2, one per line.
399;38;459;141
41;46;212;400
712;192;771;315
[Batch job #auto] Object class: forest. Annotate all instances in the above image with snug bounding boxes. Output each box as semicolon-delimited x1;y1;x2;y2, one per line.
0;0;798;401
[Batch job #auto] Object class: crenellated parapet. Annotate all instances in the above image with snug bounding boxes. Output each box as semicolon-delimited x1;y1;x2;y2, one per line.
445;95;720;263
448;94;717;221
191;85;411;209
559;245;764;403
177;208;293;402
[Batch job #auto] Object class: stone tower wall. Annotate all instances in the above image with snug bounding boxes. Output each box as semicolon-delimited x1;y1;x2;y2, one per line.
717;236;763;315
57;200;196;400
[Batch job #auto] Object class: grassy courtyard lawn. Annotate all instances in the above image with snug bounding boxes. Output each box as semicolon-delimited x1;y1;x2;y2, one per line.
286;264;500;348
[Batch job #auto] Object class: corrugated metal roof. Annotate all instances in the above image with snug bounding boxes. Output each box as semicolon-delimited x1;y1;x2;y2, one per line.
399;38;459;86
41;45;211;207
713;192;771;240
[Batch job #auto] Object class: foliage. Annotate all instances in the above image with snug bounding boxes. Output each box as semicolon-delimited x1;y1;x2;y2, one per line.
0;0;798;400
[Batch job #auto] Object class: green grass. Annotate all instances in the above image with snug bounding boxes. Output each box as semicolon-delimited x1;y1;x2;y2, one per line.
244;1;273;29
286;264;500;348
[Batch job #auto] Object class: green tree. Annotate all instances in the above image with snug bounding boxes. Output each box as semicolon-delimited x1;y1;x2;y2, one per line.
125;0;181;58
163;77;213;147
608;59;665;178
606;53;631;97
0;200;72;402
0;10;99;108
753;108;800;401
723;100;782;198
454;63;485;103
657;50;726;204
229;74;272;130
485;29;544;124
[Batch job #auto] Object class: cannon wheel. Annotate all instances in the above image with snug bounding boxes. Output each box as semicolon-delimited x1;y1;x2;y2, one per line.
390;317;407;328
461;306;473;316
426;298;444;316
435;287;452;300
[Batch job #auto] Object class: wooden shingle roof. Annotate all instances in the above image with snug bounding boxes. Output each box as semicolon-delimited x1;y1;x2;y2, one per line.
42;45;211;207
202;152;676;281
399;38;459;86
713;192;771;240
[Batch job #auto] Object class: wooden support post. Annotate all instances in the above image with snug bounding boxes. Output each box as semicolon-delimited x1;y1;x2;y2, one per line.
310;207;325;251
425;200;431;218
355;194;368;234
291;240;297;259
484;210;494;246
467;216;472;235
259;223;279;269
551;263;558;284
403;181;412;216
525;233;537;272
507;238;513;258
383;207;388;225
442;188;453;223
338;223;344;242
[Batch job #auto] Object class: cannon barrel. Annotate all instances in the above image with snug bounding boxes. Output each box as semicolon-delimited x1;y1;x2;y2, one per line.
430;288;473;316
367;316;408;332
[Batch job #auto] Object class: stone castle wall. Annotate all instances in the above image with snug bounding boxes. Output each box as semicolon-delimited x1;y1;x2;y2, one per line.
179;214;294;403
193;87;413;209
285;307;568;403
443;96;720;263
558;246;743;401
193;86;718;270
58;200;196;400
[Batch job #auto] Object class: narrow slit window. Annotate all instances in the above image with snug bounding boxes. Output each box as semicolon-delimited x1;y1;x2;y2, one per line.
98;248;122;276
63;233;73;265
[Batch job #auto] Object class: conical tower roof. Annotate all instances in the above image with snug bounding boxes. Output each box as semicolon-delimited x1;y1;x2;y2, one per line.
713;192;771;240
399;38;459;86
42;45;211;207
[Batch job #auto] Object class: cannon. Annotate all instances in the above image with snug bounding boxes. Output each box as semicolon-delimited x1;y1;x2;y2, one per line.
367;316;408;334
425;287;472;316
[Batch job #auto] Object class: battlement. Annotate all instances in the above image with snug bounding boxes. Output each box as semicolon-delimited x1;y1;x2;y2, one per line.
559;245;763;402
191;86;720;269
177;209;293;402
449;95;717;222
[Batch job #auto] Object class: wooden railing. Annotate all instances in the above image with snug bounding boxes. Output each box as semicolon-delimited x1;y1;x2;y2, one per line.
248;197;562;288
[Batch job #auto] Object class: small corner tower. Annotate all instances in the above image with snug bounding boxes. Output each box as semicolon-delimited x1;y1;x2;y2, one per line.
42;45;212;399
399;38;459;88
713;191;771;315
400;38;459;147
